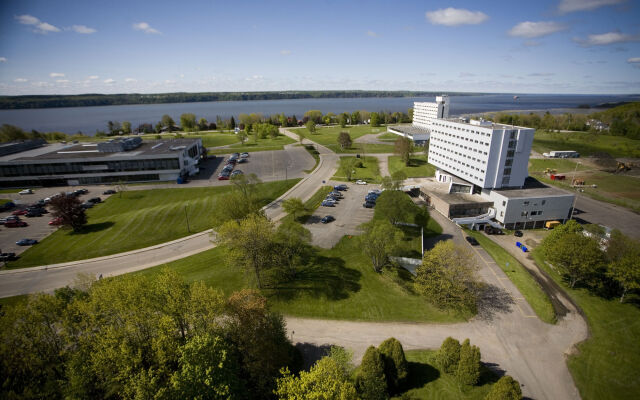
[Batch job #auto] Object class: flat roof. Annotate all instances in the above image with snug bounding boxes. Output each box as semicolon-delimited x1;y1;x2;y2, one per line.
420;179;493;205
1;138;200;162
440;118;533;131
388;125;431;135
492;178;574;198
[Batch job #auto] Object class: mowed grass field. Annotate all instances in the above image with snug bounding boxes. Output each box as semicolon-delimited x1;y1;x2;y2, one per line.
389;155;436;178
532;130;640;158
532;250;640;400
138;236;467;323
10;180;299;268
208;134;295;154
528;158;589;174
466;230;556;324
332;156;381;183
292;125;395;153
392;350;499;399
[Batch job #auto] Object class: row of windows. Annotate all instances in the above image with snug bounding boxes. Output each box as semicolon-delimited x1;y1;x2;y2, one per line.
431;136;489;157
521;211;544;216
432;122;493;139
431;143;488;165
429;152;484;183
0;158;180;177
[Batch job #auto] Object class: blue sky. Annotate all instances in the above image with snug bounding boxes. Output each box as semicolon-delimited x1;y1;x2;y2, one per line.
0;0;639;95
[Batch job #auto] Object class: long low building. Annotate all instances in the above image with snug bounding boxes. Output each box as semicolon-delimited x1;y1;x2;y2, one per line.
0;137;204;187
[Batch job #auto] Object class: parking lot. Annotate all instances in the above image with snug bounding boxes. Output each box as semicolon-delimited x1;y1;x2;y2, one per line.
304;182;376;248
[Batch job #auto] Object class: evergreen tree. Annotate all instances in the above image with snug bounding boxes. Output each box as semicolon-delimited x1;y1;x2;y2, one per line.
435;337;461;374
484;375;522;400
378;338;408;393
355;346;387;400
456;339;481;386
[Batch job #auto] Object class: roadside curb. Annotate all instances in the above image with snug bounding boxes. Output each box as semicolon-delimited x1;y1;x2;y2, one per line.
0;229;213;275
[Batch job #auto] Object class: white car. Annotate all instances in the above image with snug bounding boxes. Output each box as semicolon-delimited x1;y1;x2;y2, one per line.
18;189;33;195
355;180;367;185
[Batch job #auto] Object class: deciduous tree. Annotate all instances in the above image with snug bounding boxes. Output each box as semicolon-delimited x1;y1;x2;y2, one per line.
180;113;197;131
355;346;387;400
374;190;413;224
484;375;522;400
370;112;381;127
281;197;306;221
360;220;402;272
607;248;640;303
544;232;605;288
49;193;87;232
456;339;481;386
436;337;461;374
305;120;316;134
394;136;414;166
342;157;358;181
275;221;311;280
339;113;349;127
378;337;408;393
338;131;353;149
161;114;175;130
121;121;131;134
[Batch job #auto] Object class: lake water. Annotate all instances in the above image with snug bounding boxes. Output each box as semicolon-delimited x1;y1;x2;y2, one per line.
1;93;638;135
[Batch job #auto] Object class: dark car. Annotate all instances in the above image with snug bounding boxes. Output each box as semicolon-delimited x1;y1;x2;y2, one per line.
321;215;335;224
81;202;94;209
218;172;231;181
465;236;479;246
0;201;15;211
514;230;523;237
74;188;88;195
237;158;247;163
16;238;38;246
334;184;348;191
329;191;343;198
103;189;116;195
231;152;240;158
326;193;340;201
363;201;376;208
225;158;237;165
0;252;18;261
25;210;44;217
231;170;244;177
88;197;102;203
321;200;335;207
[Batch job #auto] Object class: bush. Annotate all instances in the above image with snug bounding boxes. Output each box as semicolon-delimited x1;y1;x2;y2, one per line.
378;337;408;393
355;346;387;400
435;337;461;374
456;339;481;386
484;375;522;400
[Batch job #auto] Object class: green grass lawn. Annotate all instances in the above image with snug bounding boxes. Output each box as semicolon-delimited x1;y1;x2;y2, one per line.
138;236;467;323
10;180;299;268
389;155;436;178
280;186;333;225
302;144;320;173
0;189;21;194
377;132;400;141
532;130;640;158
392;350;499;399
528;158;590;174
0;199;12;206
208;134;295;154
292;125;395;153
532;250;640;400
332;156;381;183
466;230;556;324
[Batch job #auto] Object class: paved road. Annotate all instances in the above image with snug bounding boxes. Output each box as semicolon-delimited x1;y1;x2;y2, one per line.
572;193;640;239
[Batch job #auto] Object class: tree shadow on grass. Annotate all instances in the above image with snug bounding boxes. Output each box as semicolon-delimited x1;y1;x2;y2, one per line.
265;254;361;302
72;221;115;235
475;283;515;322
294;342;334;370
400;361;440;392
407;157;429;168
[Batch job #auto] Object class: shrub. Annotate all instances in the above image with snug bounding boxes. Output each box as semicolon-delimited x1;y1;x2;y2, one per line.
484;375;522;400
355;346;387;400
456;339;481;386
378;337;408;393
435;337;461;374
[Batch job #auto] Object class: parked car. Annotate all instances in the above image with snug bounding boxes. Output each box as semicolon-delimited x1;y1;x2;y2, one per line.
49;217;63;225
334;184;348;191
0;252;18;261
6;220;28;227
12;209;28;216
240;152;249;158
16;238;38;246
355;180;367;185
368;189;382;195
74;189;88;195
465;236;479;246
81;202;94;209
0;201;15;211
218;172;231;180
321;215;335;224
326;193;341;201
321;200;335;207
88;197;102;203
237;158;247;163
329;191;343;198
222;164;234;171
225;159;237;165
363;201;376;208
25;210;44;217
103;189;116;195
231;152;240;158
514;230;523;237
231;170;244;177
18;189;33;195
0;216;20;224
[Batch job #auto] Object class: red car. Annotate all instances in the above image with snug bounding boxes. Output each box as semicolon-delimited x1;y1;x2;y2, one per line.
12;209;28;216
5;220;28;227
49;217;63;226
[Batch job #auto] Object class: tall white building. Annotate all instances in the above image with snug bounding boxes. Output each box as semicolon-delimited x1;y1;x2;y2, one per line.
428;118;534;190
413;95;449;130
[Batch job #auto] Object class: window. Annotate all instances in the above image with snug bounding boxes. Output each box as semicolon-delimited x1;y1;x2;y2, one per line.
521;211;528;216
502;201;506;206
524;201;530;205
500;211;504;217
542;200;546;205
503;168;511;176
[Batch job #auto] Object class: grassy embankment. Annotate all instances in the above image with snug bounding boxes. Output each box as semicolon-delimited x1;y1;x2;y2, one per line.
532;130;640;158
301;144;320;173
392;350;500;399
332;156;381;183
10;180;299;268
532;250;640;400
388;154;436;178
293;125;395;153
466;230;556;324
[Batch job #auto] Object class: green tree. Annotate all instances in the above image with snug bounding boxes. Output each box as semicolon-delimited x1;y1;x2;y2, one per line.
49;193;87;232
230;116;236;129
351;111;361;125
161;114;175;130
295;129;305;145
607;248;640;303
282;197;306;221
198;117;208;130
370;112;381;127
415;240;479;311
170;334;245;399
275;221;311;280
378;338;408;393
304;110;323;124
276;357;358;400
408;108;413;122
436;337;461;374
121;121;131;134
342;157;359;181
237;130;248;145
216;214;277;289
544;232;605;288
339;113;349;127
456;339;481;386
394;136;414;166
338;131;353;149
355;346;387;400
391;170;407;190
0;124;28;142
306;120;317;134
374;190;413;224
360;220;402;272
180;113;197;131
484;375;522;400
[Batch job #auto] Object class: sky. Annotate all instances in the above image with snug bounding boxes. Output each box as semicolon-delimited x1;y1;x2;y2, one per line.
0;0;639;95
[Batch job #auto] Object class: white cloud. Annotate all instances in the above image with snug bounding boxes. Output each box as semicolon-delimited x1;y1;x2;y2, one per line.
509;21;567;38
88;75;99;80
366;30;378;37
104;78;115;84
576;31;640;46
125;78;137;82
132;22;160;34
425;8;488;26
280;49;291;55
0;57;7;63
70;25;96;34
14;78;28;82
629;57;640;68
15;14;60;34
49;72;65;78
56;79;70;83
558;0;626;14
